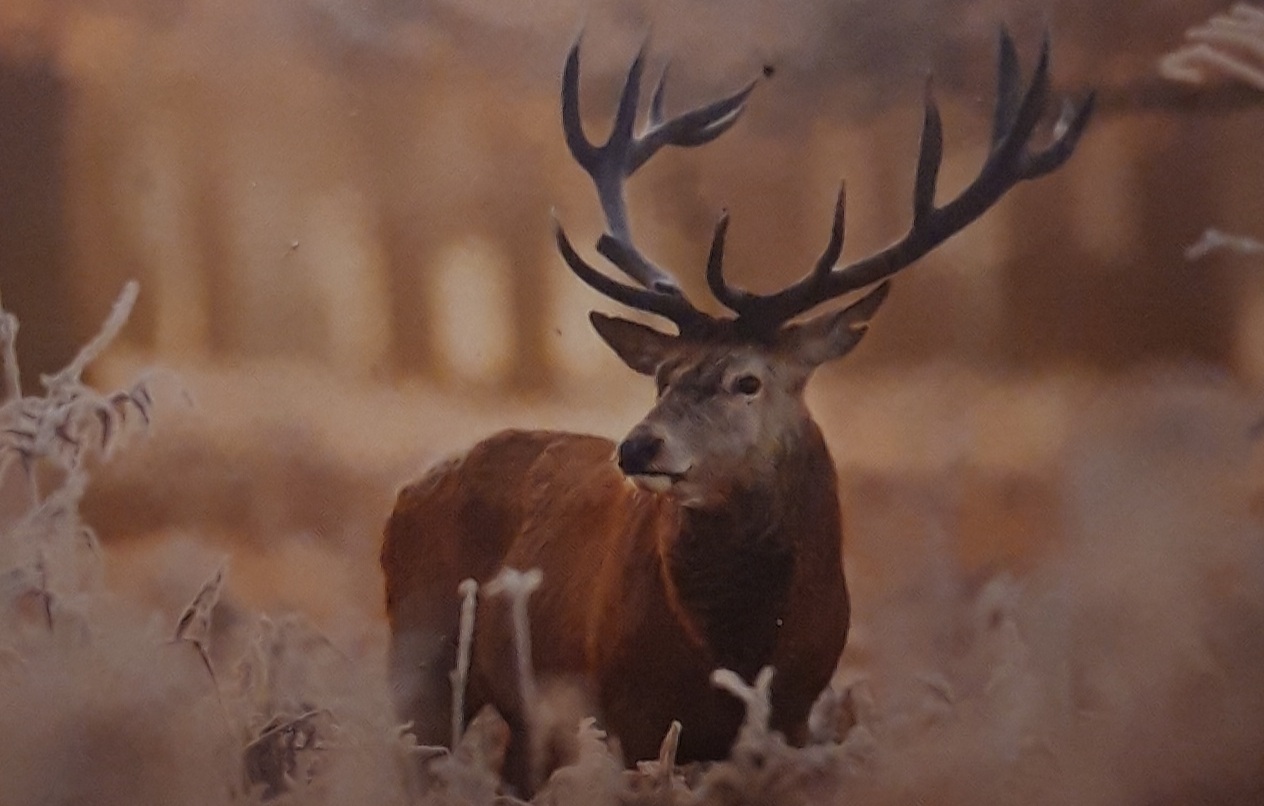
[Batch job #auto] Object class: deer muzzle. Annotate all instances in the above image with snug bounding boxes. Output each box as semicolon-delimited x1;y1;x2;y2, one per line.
617;429;665;477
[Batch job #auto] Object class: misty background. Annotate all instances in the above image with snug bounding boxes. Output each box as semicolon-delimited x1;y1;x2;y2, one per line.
1;2;1264;803
0;0;1260;392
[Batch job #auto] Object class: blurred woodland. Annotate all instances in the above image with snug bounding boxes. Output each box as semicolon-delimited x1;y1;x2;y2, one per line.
0;0;1261;391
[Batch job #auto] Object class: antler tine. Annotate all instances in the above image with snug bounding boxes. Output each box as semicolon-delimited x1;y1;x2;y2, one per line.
556;39;761;332
631;78;756;170
553;217;712;332
649;63;670;129
991;28;1023;148
911;78;945;227
707;184;848;324
705;213;741;310
813;184;848;279
717;29;1092;331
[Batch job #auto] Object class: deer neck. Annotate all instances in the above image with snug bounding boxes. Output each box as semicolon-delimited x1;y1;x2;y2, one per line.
658;426;842;678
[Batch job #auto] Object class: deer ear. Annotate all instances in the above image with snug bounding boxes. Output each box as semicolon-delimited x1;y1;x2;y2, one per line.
780;282;890;367
589;312;679;376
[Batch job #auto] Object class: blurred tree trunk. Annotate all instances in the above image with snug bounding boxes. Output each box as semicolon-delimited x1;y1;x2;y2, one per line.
1000;111;1235;370
0;55;73;391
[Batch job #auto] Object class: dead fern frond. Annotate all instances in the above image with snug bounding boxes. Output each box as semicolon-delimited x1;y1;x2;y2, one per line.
174;561;227;650
242;707;333;800
172;561;231;732
0;281;157;502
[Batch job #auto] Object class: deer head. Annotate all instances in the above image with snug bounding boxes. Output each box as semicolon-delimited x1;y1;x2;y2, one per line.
554;33;1093;506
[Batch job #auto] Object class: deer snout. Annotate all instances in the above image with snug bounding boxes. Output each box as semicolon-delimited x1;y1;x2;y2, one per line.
617;430;664;476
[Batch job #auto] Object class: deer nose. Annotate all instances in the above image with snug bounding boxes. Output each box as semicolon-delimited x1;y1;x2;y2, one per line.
617;431;664;475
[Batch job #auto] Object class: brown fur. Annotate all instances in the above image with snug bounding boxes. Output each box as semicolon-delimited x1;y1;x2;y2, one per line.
381;422;849;793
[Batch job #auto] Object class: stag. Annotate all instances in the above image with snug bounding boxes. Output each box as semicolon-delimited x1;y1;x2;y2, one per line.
382;31;1092;794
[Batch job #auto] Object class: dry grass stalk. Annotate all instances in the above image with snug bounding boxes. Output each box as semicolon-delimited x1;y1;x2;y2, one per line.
450;577;479;748
485;566;544;790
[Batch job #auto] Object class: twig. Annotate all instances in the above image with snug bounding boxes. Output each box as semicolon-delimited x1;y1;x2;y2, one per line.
485;567;544;790
711;666;775;742
1160;4;1264;90
1186;228;1264;260
39;280;139;392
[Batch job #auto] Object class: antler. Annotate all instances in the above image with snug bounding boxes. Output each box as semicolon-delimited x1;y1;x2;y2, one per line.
555;30;1093;338
708;29;1096;334
553;41;758;336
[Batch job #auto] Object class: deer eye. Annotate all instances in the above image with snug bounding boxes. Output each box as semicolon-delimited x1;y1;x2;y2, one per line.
732;374;762;396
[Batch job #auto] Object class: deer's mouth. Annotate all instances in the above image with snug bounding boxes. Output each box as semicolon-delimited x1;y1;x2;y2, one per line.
628;470;687;493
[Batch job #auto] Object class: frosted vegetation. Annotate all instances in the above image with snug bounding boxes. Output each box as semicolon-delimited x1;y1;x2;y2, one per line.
2;284;1263;805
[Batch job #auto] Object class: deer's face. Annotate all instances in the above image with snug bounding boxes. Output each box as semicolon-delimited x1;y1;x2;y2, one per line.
555;35;1088;505
619;345;807;508
590;298;880;509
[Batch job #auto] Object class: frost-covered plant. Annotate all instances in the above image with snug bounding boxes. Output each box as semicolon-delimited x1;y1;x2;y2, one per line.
451;577;479;748
1160;4;1264;262
1159;3;1264;89
1186;227;1264;260
0;285;417;805
0;281;154;488
485;565;545;791
0;281;155;629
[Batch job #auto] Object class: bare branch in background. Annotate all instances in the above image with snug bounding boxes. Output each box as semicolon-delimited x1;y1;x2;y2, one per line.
1159;6;1264;261
1186;228;1264;260
1159;3;1264;89
40;281;139;392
